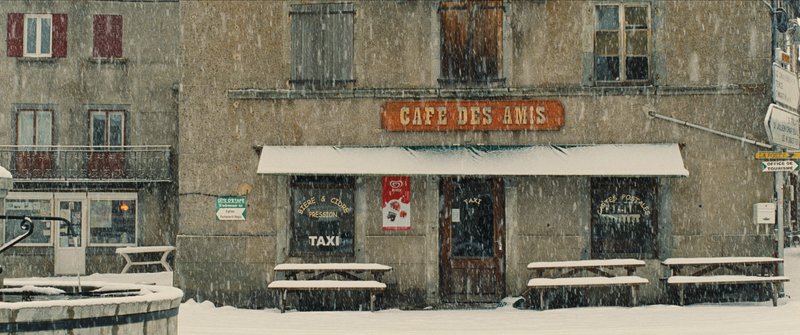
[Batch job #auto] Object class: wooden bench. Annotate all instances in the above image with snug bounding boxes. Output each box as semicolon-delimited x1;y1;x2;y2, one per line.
115;246;176;273
268;263;392;313
527;259;649;310
662;257;789;306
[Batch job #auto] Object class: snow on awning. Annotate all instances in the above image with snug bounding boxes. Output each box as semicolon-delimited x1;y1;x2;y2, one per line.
256;144;689;177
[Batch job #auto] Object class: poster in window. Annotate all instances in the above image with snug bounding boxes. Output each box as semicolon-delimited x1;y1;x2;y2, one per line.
90;200;113;228
382;176;411;230
291;177;355;255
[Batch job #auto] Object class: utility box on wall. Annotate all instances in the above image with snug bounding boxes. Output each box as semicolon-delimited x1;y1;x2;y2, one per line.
754;203;776;234
754;203;776;224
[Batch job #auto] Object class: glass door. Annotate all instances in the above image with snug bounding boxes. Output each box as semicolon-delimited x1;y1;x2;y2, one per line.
54;195;86;275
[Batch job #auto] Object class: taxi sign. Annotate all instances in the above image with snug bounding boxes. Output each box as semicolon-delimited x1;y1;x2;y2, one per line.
755;151;800;160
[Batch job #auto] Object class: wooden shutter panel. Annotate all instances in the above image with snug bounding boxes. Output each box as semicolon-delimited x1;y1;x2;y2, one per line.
440;2;469;81
52;14;68;57
473;1;503;80
93;15;123;58
323;4;353;83
440;1;503;83
7;13;23;57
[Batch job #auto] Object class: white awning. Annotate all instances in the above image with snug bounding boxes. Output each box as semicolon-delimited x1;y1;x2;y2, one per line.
257;144;689;177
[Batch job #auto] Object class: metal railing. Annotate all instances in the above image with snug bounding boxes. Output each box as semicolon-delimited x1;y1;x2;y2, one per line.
0;145;172;183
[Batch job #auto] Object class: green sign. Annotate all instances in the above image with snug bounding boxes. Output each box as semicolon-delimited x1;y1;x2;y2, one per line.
216;196;246;220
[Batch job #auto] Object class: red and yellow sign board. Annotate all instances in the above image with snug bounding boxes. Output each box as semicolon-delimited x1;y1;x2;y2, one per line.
380;100;565;131
755;151;800;160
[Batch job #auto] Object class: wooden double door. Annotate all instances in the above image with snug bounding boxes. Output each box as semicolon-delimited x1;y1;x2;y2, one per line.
439;177;505;303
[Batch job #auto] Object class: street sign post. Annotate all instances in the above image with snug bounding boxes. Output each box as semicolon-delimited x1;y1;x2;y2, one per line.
761;160;799;172
764;103;800;150
216;196;246;221
773;63;800;109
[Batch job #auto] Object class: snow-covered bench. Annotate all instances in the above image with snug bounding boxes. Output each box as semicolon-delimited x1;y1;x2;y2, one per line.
527;259;649;310
662;257;789;306
268;263;392;313
115;246;176;273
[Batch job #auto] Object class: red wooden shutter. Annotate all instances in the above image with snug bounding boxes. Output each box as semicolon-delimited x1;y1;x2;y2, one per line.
93;15;123;58
52;14;68;57
7;13;23;57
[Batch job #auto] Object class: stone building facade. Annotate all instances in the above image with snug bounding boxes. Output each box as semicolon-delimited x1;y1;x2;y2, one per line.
173;0;783;309
0;0;179;276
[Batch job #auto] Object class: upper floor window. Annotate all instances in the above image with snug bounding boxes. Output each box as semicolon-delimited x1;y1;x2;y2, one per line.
6;13;67;58
93;15;123;59
90;110;126;147
439;0;504;87
17;110;53;149
24;14;52;57
594;4;650;83
289;3;355;89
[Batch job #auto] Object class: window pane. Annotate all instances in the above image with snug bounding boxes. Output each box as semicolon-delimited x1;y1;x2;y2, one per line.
17;112;35;146
40;17;51;54
591;178;657;258
5;199;52;244
595;56;620;81
36;111;52;146
596;6;619;30
26;18;37;54
625;6;648;29
626;56;649;80
89;200;136;245
626;30;648;56
92;113;107;146
595;31;619;56
290;177;355;256
109;112;124;146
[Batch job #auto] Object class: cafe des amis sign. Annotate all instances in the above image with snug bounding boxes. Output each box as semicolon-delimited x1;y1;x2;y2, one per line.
380;100;565;131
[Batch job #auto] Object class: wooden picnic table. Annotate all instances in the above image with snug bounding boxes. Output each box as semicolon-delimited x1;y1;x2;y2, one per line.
661;257;789;306
269;263;393;313
526;259;648;309
115;246;176;273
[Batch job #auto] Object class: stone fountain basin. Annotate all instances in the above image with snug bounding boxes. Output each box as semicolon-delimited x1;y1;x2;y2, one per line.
0;279;182;334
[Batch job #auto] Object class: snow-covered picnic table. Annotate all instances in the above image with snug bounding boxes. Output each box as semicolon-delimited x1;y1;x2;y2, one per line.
661;257;789;306
115;246;175;273
268;263;392;313
526;259;648;310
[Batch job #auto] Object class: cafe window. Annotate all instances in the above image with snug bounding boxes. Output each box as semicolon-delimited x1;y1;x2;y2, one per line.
439;0;504;86
4;197;53;246
591;177;658;259
289;3;355;89
88;197;136;246
594;4;650;83
290;176;355;256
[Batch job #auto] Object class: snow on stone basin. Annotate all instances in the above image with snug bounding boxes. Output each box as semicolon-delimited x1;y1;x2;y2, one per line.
0;280;183;335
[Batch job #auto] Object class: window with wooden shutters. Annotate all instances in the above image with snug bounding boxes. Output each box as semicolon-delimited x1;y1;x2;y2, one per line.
439;0;504;86
93;15;123;59
290;3;354;89
594;4;650;83
6;13;67;58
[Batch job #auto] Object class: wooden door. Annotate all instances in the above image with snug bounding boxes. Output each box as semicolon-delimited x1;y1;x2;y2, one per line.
440;177;505;303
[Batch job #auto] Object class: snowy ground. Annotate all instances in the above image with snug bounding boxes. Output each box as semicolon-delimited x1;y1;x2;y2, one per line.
10;249;800;334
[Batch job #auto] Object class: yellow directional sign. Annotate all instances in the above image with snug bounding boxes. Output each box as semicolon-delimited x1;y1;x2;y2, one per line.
755;151;800;159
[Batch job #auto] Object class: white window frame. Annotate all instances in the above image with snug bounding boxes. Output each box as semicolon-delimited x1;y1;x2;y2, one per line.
23;14;53;58
87;192;138;247
89;110;126;148
593;3;651;83
3;192;55;247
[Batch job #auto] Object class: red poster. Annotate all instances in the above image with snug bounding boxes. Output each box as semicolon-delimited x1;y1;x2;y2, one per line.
382;176;411;230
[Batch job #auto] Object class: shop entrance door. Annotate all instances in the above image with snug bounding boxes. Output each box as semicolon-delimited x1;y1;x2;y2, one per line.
439;177;505;303
54;195;86;275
